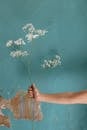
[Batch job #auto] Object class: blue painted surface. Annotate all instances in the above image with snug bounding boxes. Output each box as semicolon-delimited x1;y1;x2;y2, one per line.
0;0;87;130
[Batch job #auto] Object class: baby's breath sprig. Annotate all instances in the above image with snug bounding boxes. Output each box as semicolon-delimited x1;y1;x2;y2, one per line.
22;23;48;42
41;55;61;69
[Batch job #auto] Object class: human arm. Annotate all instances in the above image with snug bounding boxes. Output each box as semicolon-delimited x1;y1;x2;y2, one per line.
28;84;87;104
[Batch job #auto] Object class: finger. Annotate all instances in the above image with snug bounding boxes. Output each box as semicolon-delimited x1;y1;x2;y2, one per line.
28;88;32;93
29;87;35;98
28;89;32;94
28;91;33;98
28;87;33;93
30;84;36;90
29;87;33;90
32;83;35;87
34;87;39;94
28;93;32;97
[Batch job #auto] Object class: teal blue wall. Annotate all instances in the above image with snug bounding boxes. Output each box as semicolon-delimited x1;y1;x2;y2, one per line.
0;0;87;130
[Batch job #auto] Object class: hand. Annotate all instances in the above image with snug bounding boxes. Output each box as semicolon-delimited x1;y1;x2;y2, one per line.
28;84;41;102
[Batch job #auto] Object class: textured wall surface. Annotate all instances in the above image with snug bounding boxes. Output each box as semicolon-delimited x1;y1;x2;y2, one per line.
0;0;87;130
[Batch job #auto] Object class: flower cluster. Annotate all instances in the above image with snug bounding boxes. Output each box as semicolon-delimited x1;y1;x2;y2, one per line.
10;50;29;58
22;23;48;42
22;23;35;33
6;40;13;47
14;38;25;46
6;38;25;47
41;55;61;69
6;23;48;58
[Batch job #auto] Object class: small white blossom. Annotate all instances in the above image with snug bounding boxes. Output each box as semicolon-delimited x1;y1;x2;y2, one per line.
48;60;52;64
6;38;25;47
22;23;48;42
22;23;35;33
25;33;39;42
25;33;33;42
44;60;47;63
55;55;60;60
33;34;39;39
41;64;45;68
35;29;48;36
10;50;29;58
41;55;61;69
14;38;26;46
6;40;13;47
47;64;50;67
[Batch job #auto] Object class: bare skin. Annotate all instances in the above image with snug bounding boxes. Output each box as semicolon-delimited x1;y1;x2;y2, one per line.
28;84;87;104
1;83;87;127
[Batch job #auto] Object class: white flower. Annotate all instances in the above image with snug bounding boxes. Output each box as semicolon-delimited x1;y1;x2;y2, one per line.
10;50;29;58
14;38;26;46
28;24;35;32
25;33;33;42
22;51;29;56
41;64;45;68
6;40;13;47
44;60;47;63
22;23;35;33
45;62;49;66
25;33;39;42
32;34;39;39
48;60;52;64
55;55;60;60
53;59;58;64
23;23;48;42
47;64;51;68
6;38;25;47
35;29;48;36
41;55;61;69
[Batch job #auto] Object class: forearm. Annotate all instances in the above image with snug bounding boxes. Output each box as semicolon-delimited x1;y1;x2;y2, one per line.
40;90;87;104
